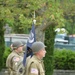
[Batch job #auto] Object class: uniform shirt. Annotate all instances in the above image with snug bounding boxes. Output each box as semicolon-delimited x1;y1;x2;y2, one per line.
6;51;23;75
25;55;45;75
17;55;31;75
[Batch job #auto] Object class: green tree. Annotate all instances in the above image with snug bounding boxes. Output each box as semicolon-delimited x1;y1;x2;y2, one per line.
44;25;56;75
0;20;5;71
0;0;67;75
60;0;75;34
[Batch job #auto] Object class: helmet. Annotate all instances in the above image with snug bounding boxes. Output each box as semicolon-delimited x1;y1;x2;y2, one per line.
31;41;46;53
12;41;23;50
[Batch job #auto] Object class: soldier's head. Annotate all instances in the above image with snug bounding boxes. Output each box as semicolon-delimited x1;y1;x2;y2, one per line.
21;41;26;52
31;41;46;58
12;41;24;52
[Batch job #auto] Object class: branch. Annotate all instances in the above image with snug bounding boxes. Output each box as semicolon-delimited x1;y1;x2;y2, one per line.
40;20;57;31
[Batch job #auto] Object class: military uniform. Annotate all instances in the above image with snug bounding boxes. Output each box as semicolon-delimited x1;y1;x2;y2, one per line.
25;41;46;75
25;55;45;75
17;55;31;75
6;50;23;75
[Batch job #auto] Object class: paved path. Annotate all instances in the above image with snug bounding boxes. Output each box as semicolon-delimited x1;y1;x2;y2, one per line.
0;69;8;75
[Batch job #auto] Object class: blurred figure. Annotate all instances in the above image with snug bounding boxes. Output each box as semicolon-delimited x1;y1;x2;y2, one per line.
16;44;31;75
6;41;24;75
25;41;46;75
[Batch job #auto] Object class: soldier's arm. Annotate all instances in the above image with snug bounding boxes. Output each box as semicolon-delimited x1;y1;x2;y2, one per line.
12;56;20;71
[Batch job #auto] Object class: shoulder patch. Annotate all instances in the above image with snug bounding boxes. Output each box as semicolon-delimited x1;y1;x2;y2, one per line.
31;68;38;74
13;57;20;62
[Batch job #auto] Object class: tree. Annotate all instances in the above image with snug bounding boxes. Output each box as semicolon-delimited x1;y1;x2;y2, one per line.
0;20;5;70
0;0;65;75
44;25;56;75
60;0;75;34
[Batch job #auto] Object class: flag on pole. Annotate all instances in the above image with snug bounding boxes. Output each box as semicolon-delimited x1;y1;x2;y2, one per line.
27;23;36;48
23;23;36;66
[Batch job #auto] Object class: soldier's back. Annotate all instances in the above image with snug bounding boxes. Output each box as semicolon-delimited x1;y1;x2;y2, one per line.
25;55;45;75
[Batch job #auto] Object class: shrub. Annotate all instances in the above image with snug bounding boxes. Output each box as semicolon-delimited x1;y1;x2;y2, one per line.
0;20;5;71
3;47;11;68
54;49;75;70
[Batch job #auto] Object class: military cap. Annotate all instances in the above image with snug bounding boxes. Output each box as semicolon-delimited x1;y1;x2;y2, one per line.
31;41;46;53
12;41;23;50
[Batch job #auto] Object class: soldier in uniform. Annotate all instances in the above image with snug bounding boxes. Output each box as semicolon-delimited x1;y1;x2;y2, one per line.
25;41;46;75
6;41;24;75
17;45;32;75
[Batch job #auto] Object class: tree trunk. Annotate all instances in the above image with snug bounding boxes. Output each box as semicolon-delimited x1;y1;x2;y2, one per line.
35;21;56;42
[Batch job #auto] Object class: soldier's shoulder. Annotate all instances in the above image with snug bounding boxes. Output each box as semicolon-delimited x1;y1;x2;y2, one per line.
12;56;20;62
29;56;38;64
7;51;18;60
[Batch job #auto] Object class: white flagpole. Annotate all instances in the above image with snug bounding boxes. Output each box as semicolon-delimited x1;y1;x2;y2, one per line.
33;11;36;25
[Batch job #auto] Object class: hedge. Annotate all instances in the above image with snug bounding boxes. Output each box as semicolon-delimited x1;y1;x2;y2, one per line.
3;47;11;68
3;48;75;70
54;49;75;70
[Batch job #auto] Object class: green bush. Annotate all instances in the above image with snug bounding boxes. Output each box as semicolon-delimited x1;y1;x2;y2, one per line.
3;47;75;70
3;47;11;68
0;20;5;71
54;49;75;70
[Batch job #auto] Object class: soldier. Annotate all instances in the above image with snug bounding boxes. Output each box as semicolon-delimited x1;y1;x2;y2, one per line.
16;45;32;75
19;41;26;57
6;41;24;75
25;41;46;75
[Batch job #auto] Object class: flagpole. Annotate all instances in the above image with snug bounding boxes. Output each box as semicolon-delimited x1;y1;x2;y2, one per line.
33;11;36;25
23;11;36;66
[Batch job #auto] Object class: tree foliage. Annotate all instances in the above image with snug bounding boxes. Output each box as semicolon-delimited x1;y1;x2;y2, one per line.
0;0;65;33
44;25;56;75
0;20;5;71
60;0;75;34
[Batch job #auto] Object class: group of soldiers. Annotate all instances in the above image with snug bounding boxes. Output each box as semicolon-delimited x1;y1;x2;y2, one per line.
6;41;46;75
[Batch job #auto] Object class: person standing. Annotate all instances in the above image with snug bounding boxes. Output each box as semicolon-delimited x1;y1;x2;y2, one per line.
25;41;46;75
6;41;24;75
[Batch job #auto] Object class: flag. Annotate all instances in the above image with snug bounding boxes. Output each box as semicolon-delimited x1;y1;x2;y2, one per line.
23;23;36;66
27;23;36;48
